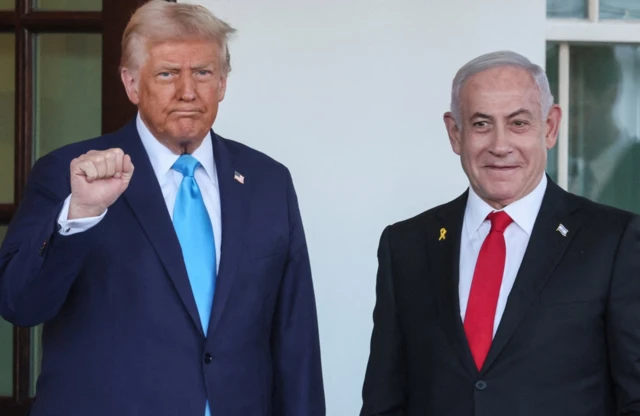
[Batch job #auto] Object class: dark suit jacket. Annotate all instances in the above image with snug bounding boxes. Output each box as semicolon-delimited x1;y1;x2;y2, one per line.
361;178;640;416
0;119;325;416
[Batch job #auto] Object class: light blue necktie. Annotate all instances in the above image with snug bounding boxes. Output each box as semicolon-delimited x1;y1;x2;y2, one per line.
172;154;216;416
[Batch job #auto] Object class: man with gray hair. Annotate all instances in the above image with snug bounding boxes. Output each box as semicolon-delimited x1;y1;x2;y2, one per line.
0;1;325;415
361;50;640;415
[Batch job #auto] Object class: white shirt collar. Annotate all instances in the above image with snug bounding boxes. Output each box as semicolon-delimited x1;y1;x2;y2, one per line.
464;173;547;239
136;112;216;183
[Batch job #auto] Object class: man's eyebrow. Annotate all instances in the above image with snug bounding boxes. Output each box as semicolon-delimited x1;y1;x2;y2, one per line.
507;108;533;118
469;112;493;121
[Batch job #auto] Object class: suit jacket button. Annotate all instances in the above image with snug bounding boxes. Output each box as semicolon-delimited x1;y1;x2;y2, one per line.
204;353;213;364
475;380;487;391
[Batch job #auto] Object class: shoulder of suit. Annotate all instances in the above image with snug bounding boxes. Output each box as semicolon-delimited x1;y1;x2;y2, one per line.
567;190;638;229
386;191;466;230
214;132;289;174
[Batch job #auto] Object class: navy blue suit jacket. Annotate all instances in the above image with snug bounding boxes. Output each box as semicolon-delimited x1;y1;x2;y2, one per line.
0;120;325;415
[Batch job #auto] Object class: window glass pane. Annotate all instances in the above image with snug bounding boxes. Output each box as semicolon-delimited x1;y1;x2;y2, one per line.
0;226;13;397
30;33;101;394
34;34;101;160
547;0;587;18
568;44;640;213
30;325;42;397
33;0;101;11
601;0;640;19
0;34;15;204
0;0;14;9
546;43;559;183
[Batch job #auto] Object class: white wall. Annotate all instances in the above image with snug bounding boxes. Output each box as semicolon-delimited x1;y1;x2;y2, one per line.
182;1;546;414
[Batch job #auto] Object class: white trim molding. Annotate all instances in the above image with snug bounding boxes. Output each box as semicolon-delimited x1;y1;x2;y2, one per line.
557;43;570;190
588;0;599;22
547;20;640;44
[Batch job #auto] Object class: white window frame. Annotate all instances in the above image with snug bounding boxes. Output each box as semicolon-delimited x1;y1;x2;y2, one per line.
546;0;640;189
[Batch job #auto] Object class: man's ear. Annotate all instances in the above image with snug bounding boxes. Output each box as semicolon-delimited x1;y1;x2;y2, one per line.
444;112;462;155
545;104;562;149
121;68;140;105
218;75;227;102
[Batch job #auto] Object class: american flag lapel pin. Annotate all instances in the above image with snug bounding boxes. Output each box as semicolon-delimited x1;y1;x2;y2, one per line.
234;171;245;184
556;223;568;237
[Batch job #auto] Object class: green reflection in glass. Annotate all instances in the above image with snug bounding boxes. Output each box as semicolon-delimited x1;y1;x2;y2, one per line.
0;34;15;204
0;226;12;396
33;0;101;11
601;0;640;19
34;34;102;160
567;44;640;213
547;0;587;18
546;43;559;183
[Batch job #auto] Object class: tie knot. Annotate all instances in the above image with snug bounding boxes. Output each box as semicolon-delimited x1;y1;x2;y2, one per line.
487;211;512;233
172;154;200;177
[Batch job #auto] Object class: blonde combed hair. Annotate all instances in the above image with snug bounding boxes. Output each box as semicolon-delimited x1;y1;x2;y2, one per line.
121;0;236;75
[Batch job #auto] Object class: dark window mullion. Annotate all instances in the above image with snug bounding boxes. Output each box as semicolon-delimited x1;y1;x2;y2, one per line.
3;1;170;414
13;0;32;404
14;24;31;210
0;12;16;31
22;12;101;32
0;205;14;223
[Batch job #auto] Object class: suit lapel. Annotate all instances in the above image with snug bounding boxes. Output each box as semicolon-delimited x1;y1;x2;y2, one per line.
116;121;204;336
429;191;478;376
481;179;581;372
206;132;250;339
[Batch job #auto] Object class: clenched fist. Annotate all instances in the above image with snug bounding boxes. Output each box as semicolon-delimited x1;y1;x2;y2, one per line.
68;148;135;220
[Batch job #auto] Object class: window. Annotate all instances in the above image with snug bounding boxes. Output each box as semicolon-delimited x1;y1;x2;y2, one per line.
546;0;640;213
0;1;173;414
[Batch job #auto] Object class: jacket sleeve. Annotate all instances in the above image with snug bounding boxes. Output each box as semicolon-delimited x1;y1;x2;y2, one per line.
270;169;326;416
0;153;99;327
360;226;407;416
607;214;640;415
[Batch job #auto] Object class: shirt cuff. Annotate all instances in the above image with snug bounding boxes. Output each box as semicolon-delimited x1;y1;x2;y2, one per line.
57;194;107;236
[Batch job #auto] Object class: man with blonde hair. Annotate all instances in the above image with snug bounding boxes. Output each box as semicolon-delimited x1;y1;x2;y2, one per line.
361;50;640;415
0;1;325;415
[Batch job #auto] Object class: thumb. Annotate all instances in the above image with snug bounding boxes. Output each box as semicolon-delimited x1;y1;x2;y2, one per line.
121;154;135;182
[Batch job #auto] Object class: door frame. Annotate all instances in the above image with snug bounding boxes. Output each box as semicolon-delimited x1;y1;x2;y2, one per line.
0;1;175;414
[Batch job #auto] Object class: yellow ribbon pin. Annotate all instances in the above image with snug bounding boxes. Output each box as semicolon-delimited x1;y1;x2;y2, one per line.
439;228;447;241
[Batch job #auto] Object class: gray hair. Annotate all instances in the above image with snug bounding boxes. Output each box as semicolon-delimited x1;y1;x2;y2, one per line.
450;51;554;126
121;0;236;76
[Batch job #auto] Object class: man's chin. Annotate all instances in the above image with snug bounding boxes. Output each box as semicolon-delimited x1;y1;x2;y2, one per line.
478;184;521;207
170;125;209;140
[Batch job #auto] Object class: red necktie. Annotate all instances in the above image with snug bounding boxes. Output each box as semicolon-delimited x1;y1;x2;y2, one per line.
464;210;513;370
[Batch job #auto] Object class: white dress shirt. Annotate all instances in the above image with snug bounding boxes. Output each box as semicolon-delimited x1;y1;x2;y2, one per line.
458;174;547;337
57;113;222;272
